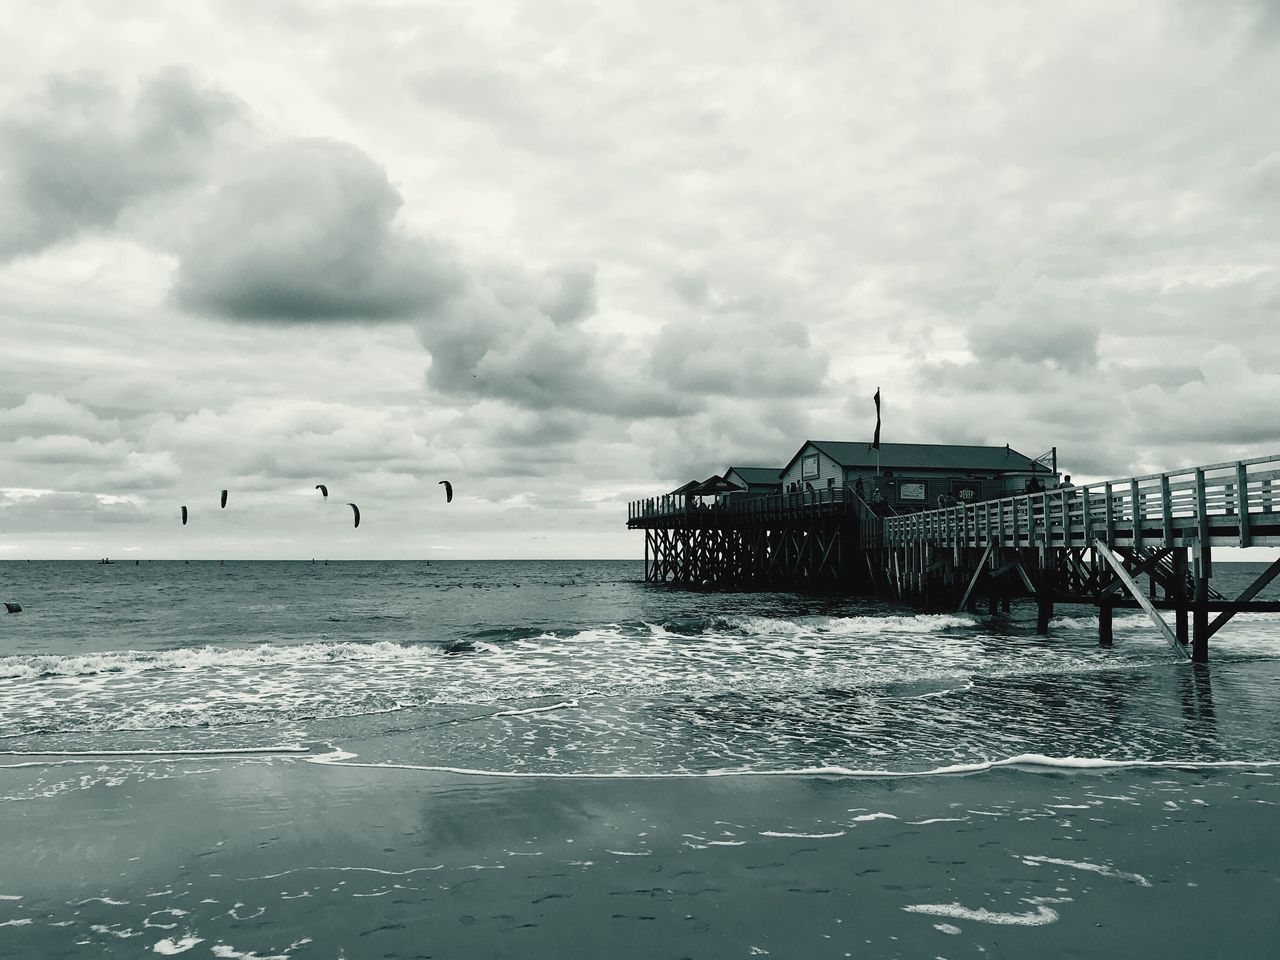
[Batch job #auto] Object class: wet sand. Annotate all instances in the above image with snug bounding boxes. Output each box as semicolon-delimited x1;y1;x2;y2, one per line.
1;757;1278;958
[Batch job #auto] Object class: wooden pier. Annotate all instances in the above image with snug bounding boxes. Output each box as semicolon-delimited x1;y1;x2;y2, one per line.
628;454;1280;661
628;487;860;589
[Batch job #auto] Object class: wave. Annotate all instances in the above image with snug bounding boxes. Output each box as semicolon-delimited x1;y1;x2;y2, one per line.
653;612;977;638
306;748;1280;780
0;640;446;681
459;626;560;644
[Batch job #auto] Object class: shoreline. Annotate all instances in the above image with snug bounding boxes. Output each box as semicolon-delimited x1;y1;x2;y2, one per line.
3;756;1278;957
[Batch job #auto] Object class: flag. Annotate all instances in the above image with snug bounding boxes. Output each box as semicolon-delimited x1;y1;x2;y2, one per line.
872;388;881;450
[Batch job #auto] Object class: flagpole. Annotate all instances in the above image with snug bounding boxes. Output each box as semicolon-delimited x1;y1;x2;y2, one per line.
873;387;881;477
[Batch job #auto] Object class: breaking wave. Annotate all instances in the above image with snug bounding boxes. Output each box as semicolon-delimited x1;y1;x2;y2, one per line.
0;641;447;681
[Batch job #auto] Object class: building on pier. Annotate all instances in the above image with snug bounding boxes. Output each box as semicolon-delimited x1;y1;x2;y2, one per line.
723;466;784;499
628;439;1056;591
778;440;1055;508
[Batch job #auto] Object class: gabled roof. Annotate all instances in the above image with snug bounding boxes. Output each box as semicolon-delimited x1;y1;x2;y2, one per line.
724;466;783;487
783;440;1045;475
669;480;701;495
690;475;742;495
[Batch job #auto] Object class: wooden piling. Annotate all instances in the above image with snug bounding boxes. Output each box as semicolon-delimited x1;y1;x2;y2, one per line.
1036;549;1054;635
1192;545;1211;663
1171;547;1189;647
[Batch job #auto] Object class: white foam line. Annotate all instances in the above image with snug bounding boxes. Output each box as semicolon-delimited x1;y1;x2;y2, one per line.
759;830;846;839
306;750;1280;780
0;918;34;927
908;817;969;825
1018;854;1151;887
0;895;22;900
0;747;307;757
903;903;1059;926
235;865;445;882
490;700;579;719
1;748;309;769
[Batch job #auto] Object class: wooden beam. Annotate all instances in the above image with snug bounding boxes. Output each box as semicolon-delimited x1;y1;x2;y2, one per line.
1015;561;1037;594
1130;479;1142;551
1160;474;1173;548
1236;461;1252;548
1104;482;1115;545
1094;539;1186;658
1099;547;1171;597
956;543;993;613
1206;554;1280;639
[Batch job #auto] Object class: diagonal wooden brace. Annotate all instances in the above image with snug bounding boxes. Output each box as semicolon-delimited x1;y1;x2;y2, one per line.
1094;540;1187;658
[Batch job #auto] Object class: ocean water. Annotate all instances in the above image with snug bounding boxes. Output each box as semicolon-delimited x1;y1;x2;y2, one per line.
3;560;1280;957
2;559;1279;780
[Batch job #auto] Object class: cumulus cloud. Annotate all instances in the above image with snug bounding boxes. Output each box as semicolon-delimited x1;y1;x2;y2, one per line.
173;138;462;321
634;398;811;483
1128;345;1280;446
0;491;148;529
417;264;677;415
648;311;826;398
0;68;242;260
0;394;120;441
965;263;1101;371
10;434;125;464
166;132;673;417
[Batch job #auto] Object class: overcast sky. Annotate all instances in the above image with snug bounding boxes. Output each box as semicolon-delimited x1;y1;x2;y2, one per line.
2;0;1279;559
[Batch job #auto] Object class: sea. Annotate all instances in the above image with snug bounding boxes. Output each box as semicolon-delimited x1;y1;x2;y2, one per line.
2;559;1279;956
3;560;1279;776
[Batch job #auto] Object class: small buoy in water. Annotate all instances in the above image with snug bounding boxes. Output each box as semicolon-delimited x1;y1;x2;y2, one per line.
3;602;21;613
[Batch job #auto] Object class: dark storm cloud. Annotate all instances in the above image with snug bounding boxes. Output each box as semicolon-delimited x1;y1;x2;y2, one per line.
0;68;242;260
173;138;463;321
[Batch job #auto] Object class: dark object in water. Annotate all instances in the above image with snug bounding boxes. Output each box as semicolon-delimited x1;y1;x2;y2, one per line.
3;602;20;613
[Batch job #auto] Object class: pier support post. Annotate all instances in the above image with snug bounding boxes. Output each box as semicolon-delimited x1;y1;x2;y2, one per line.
1036;549;1055;635
1171;547;1189;648
1192;543;1211;664
1098;598;1113;646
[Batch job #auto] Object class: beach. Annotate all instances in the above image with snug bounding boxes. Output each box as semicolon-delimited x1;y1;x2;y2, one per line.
2;560;1280;957
2;756;1279;957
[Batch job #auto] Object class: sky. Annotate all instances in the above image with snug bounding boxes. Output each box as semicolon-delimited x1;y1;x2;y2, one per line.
2;0;1279;559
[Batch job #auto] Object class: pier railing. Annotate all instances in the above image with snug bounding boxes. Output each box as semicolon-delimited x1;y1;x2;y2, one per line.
884;454;1280;550
628;486;856;526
